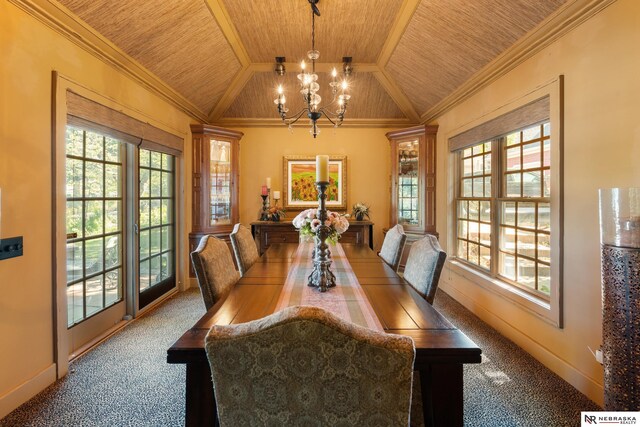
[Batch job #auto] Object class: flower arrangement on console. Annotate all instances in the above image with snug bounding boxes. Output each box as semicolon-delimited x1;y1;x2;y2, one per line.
267;205;286;221
292;208;350;244
352;202;370;221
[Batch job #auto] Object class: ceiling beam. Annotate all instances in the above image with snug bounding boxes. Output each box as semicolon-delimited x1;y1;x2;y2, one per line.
203;0;251;67
376;0;421;67
372;68;420;123
208;66;255;121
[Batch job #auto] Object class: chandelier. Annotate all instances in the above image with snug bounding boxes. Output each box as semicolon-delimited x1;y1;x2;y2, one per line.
273;0;353;138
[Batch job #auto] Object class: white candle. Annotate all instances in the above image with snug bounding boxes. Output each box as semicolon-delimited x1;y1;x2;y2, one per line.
316;155;329;182
266;177;271;189
273;190;281;200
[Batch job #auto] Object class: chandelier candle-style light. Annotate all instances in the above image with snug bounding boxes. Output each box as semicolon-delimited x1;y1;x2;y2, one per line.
273;0;353;138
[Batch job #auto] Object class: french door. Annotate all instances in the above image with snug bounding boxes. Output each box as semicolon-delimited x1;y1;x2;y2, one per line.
65;127;176;355
138;149;175;308
65;127;126;355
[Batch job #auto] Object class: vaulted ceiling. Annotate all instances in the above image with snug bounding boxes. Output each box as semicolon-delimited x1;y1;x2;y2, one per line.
56;0;568;125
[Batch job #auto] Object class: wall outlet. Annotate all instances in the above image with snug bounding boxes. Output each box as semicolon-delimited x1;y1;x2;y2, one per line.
595;349;603;364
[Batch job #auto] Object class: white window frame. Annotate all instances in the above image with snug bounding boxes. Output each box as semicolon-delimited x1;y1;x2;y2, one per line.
447;77;563;327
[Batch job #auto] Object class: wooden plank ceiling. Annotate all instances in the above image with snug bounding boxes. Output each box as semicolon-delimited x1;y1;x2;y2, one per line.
386;0;568;115
56;0;569;124
58;0;241;114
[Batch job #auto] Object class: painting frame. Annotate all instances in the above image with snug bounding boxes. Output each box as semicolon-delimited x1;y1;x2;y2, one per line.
283;155;347;210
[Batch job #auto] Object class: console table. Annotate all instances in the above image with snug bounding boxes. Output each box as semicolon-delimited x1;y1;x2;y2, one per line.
250;220;373;255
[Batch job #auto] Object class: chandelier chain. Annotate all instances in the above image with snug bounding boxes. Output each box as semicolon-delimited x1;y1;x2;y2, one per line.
273;0;351;138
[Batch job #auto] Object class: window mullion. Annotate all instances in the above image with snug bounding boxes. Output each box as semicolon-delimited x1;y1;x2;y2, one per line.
490;137;502;277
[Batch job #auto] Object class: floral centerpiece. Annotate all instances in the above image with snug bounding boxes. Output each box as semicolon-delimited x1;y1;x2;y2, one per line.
292;208;350;244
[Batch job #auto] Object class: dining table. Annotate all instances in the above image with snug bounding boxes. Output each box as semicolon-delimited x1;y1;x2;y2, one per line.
167;242;481;427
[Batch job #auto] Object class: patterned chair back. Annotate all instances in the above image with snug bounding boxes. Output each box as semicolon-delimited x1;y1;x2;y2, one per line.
190;235;240;310
403;234;447;305
230;223;259;276
379;224;407;271
205;306;415;426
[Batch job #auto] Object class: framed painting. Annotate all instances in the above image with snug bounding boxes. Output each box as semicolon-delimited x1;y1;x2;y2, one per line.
283;155;347;210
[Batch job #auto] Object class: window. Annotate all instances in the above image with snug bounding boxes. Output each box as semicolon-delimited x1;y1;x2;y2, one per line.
455;122;552;298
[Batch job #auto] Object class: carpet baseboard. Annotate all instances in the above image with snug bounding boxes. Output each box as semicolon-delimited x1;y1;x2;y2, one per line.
440;282;604;407
0;364;57;419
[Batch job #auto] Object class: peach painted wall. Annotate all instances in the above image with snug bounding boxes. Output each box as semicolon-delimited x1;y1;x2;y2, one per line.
231;127;393;251
432;0;640;406
0;1;193;416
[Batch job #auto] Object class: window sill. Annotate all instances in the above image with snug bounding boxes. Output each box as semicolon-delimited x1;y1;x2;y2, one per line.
448;259;560;327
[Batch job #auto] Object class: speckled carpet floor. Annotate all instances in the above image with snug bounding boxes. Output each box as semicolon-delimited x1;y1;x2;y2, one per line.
1;288;599;427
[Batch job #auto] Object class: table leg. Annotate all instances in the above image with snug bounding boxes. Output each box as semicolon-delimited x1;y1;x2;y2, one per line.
185;362;217;427
419;364;464;427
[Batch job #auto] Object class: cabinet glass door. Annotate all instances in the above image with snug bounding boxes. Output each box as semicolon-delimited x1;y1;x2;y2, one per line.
397;139;420;226
209;139;231;226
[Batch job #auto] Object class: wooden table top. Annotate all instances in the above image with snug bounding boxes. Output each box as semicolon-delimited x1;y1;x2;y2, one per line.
167;243;481;366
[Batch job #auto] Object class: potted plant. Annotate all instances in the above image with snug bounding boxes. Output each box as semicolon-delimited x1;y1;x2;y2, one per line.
352;202;370;221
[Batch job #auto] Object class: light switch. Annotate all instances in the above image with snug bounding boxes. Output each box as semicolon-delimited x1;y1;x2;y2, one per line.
0;236;23;261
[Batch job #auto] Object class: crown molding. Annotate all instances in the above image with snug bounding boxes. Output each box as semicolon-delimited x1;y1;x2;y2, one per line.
419;0;618;124
212;117;416;128
8;0;208;122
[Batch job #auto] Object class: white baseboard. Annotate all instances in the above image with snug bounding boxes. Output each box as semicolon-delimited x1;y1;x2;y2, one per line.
0;364;57;419
440;281;604;407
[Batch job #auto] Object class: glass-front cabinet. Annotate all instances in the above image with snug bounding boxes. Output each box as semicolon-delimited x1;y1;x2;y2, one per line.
209;139;232;225
387;125;438;268
189;125;243;276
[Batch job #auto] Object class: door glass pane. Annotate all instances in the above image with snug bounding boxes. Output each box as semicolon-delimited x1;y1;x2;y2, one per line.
105;269;121;306
85;162;104;198
210;139;232;225
84;201;104;237
86;275;104;317
66;159;83;198
66;241;83;284
65;127;124;327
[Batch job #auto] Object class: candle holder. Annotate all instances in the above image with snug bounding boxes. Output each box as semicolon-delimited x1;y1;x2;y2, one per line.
599;188;640;410
259;194;270;221
307;181;336;292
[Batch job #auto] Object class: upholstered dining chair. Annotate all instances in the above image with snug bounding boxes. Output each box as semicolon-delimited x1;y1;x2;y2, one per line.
403;234;447;305
190;235;240;311
379;224;407;271
229;223;259;276
205;305;415;427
